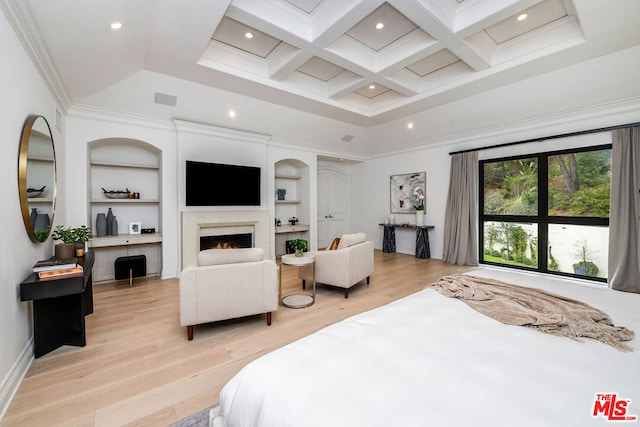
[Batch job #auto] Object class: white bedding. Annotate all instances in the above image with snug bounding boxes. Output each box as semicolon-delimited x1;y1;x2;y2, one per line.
211;268;640;427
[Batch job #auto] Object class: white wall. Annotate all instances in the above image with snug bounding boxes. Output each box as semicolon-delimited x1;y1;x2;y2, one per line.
0;8;65;419
352;146;452;258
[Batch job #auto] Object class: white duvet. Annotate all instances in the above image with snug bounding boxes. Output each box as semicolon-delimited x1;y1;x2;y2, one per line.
212;269;640;427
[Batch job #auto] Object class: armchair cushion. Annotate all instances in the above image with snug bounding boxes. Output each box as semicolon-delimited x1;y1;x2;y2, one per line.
197;247;264;266
337;232;366;249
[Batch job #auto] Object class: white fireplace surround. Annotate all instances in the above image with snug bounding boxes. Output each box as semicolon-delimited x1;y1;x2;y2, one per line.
181;210;271;267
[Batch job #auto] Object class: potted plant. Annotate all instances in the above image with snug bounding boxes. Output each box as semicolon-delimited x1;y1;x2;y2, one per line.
52;225;93;258
289;239;308;257
413;188;425;226
572;240;599;277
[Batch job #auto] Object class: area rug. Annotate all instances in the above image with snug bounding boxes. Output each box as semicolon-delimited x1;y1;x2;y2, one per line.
168;403;219;427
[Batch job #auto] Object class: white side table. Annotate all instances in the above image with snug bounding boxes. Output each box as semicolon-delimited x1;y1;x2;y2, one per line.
279;253;315;308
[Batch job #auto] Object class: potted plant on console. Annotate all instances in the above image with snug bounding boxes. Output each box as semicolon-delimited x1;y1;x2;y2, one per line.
52;225;93;258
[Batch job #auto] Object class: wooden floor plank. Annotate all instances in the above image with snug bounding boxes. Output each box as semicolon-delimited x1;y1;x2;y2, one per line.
2;251;473;426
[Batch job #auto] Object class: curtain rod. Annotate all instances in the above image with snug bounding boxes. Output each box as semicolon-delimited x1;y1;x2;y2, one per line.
449;121;640;155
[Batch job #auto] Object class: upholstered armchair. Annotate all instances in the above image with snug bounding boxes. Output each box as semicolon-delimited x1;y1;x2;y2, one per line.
179;248;278;340
297;232;374;298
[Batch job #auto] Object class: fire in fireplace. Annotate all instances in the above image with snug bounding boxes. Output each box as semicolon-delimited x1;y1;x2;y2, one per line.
200;233;252;250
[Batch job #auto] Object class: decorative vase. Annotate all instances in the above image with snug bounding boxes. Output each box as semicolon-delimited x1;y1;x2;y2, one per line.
30;208;38;228
110;216;118;236
415;210;424;226
106;208;114;235
34;213;50;232
295;249;304;257
96;213;107;237
55;243;74;259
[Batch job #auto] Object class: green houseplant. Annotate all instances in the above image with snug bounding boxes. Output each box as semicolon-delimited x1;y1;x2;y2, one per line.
52;225;93;258
289;239;308;257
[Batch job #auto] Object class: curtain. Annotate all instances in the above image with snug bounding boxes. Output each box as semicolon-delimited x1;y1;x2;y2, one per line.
608;127;640;293
442;151;478;265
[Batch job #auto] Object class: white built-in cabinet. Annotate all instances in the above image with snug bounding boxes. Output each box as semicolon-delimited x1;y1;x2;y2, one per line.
274;159;310;257
87;140;162;284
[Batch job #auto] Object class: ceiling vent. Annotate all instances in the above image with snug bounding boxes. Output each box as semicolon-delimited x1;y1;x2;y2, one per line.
341;135;354;142
154;92;177;107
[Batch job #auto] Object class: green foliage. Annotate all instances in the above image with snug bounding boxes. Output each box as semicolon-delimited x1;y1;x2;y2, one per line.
572;261;599;277
52;225;93;243
289;239;307;253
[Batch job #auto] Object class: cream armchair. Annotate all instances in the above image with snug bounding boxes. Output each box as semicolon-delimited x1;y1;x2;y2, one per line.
297;233;374;298
179;248;278;340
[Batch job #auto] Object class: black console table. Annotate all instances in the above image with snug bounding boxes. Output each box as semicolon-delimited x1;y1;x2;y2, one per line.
379;224;434;259
20;251;95;358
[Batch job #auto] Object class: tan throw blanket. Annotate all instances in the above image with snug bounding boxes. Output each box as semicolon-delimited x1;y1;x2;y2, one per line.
426;274;635;352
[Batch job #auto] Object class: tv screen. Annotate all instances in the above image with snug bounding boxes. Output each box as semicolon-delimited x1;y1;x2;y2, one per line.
186;160;261;206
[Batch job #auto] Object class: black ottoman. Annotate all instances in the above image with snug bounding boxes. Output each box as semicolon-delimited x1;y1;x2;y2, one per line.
114;255;147;287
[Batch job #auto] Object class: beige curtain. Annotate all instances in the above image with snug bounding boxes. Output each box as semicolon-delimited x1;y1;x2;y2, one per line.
608;127;640;293
442;152;478;265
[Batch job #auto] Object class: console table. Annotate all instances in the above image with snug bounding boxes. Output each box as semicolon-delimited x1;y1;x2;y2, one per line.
20;251;95;358
379;224;434;259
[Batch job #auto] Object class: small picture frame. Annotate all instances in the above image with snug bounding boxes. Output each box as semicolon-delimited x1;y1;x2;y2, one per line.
129;222;141;235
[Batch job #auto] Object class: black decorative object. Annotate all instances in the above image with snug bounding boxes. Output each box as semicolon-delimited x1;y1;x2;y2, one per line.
34;213;50;232
96;213;107;237
110;216;118;236
30;208;38;228
106;208;114;235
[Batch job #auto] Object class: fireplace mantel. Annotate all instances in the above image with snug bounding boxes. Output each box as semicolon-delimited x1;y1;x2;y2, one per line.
181;210;270;268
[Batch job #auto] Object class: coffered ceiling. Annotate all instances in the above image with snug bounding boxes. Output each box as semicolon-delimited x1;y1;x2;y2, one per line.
4;0;640;127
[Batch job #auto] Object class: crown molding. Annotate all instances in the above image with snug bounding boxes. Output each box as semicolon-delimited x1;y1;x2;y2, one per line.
0;0;71;110
367;96;640;159
68;105;176;131
173;119;271;144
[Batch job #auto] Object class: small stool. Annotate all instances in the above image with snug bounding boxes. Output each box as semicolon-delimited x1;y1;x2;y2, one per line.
114;255;147;287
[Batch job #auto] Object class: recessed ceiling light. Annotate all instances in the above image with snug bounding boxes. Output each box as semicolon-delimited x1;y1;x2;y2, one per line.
228;110;236;118
369;85;376;90
407;122;414;129
375;22;384;30
517;13;528;21
245;32;254;39
110;22;122;30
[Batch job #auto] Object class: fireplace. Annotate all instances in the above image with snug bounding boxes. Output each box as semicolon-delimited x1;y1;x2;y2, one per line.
200;233;252;250
181;210;270;267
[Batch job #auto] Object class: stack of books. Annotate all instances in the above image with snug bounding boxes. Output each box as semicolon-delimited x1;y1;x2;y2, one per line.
32;257;83;280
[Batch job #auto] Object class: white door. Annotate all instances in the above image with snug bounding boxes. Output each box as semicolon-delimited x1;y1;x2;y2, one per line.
317;167;348;248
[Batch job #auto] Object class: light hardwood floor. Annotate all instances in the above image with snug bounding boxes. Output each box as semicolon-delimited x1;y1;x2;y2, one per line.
3;251;474;426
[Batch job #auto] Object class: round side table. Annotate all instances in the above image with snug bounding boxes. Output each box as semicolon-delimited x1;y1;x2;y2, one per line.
279;253;315;308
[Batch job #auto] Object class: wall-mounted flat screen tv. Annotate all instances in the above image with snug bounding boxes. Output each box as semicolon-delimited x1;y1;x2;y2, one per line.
186;160;261;206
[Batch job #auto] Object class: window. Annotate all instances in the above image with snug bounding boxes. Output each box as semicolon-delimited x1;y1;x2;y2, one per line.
480;145;611;282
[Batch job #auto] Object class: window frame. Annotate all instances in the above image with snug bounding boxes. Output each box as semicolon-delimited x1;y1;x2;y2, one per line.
479;143;611;282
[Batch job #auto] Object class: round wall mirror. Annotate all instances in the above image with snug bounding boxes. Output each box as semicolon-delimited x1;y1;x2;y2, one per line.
18;115;57;243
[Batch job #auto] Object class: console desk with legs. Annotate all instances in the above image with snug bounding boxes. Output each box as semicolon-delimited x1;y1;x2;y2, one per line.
20;251;95;358
379;224;434;259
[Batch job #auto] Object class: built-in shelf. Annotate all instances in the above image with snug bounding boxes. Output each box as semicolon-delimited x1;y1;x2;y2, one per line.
275;174;301;180
90;199;160;204
88;141;162;284
28;198;54;203
88;233;162;248
90;160;159;170
27;156;54;163
275;224;310;234
275;200;301;204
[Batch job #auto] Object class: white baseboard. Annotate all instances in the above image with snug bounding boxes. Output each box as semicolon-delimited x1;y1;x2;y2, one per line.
0;339;33;422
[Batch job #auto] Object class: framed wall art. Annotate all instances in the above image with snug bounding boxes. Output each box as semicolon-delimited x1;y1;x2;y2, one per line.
390;172;426;213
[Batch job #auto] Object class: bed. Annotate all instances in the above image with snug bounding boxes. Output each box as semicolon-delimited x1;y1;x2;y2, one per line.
210;268;639;426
